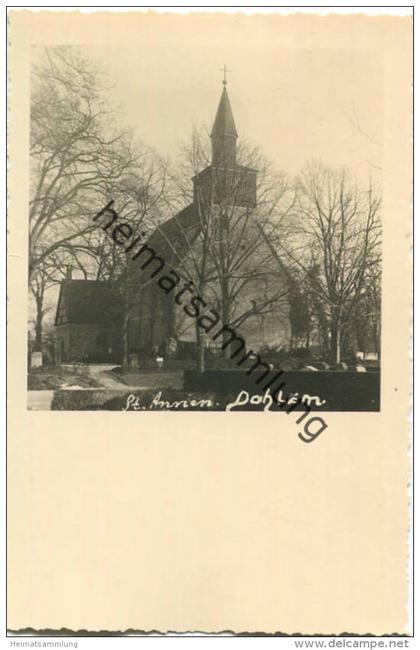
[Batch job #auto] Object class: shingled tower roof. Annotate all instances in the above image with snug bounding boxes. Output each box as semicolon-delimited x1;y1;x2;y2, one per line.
211;86;238;138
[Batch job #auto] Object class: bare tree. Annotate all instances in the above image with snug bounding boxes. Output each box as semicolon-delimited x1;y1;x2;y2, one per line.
29;262;54;352
29;253;75;353
279;162;381;363
29;46;167;355
57;152;167;280
106;162;168;369
29;46;137;282
287;270;312;349
351;258;381;355
158;127;296;369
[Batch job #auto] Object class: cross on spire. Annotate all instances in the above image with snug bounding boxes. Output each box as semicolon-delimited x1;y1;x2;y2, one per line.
220;64;230;86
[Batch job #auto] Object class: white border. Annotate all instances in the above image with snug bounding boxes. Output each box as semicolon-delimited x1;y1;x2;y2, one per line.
3;3;415;648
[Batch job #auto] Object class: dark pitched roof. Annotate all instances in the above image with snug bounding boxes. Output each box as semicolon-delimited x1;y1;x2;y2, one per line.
211;87;238;138
193;163;258;181
145;203;201;266
55;280;120;326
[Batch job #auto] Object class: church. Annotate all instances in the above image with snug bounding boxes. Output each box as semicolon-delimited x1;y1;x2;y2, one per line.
54;78;292;366
124;78;292;367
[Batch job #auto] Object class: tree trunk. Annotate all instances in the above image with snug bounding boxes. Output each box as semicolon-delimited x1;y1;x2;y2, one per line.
195;322;205;372
122;311;130;371
34;296;43;352
336;332;341;364
374;322;380;355
330;319;341;364
220;280;231;365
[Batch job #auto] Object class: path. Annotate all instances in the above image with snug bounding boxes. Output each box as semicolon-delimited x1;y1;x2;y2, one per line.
27;365;184;410
84;365;184;391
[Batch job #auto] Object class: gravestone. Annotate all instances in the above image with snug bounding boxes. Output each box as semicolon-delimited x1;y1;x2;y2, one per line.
31;351;43;368
129;353;139;369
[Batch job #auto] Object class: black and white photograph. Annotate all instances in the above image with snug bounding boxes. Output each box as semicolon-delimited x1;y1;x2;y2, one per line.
28;34;382;412
7;7;413;638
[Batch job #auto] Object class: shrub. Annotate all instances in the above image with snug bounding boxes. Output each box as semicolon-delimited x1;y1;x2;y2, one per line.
51;389;123;410
288;346;312;359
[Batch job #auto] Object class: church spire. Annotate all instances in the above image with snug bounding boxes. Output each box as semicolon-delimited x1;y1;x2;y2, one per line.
193;73;257;209
211;74;238;166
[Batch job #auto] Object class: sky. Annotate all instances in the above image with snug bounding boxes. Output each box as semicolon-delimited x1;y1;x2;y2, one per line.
86;42;383;185
31;13;389;326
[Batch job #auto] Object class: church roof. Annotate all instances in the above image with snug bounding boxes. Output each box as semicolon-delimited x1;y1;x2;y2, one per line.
54;280;121;326
146;203;201;266
193;163;258;179
211;86;238;138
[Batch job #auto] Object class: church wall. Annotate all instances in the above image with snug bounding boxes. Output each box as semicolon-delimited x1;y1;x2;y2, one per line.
56;323;122;363
128;283;176;357
126;82;292;363
193;166;257;210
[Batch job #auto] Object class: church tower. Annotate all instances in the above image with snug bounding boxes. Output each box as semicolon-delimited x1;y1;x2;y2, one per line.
193;75;257;210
